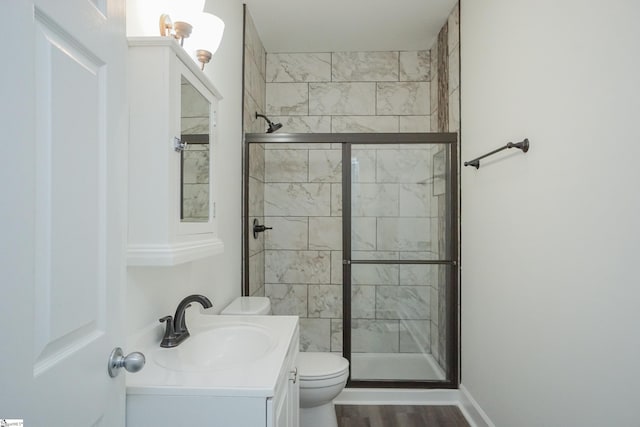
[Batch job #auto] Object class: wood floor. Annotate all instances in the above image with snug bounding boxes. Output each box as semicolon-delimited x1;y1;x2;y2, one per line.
335;405;471;427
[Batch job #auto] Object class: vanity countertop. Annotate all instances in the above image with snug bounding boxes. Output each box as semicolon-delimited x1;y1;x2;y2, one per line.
126;314;299;398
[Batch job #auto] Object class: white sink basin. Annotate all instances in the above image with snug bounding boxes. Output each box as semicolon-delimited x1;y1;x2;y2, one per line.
153;323;276;372
128;315;299;396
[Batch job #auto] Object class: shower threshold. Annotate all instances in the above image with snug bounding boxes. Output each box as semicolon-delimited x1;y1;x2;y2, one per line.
350;353;445;381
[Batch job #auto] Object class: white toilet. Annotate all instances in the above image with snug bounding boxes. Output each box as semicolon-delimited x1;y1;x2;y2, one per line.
296;351;349;427
222;296;350;427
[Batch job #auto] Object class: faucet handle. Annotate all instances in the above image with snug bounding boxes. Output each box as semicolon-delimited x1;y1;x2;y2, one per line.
159;315;174;336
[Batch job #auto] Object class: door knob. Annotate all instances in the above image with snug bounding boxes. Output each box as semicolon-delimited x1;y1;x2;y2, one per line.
108;347;146;378
253;218;272;239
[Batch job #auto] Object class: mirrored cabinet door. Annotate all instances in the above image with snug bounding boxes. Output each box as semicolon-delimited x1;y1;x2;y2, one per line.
180;76;210;223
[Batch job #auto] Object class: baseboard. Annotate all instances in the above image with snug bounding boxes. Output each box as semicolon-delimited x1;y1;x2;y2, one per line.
458;384;495;427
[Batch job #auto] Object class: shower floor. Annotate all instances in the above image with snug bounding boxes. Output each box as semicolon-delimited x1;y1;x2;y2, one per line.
350;353;445;381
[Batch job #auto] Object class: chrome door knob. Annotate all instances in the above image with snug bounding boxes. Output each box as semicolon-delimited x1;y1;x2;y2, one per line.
108;347;146;378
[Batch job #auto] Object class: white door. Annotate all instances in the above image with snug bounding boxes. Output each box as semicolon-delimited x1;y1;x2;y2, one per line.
1;0;128;425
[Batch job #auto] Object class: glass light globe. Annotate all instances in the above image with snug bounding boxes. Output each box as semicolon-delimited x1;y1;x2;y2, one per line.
183;12;225;69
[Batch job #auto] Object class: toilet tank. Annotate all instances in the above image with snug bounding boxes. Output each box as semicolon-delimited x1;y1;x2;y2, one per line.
221;296;271;315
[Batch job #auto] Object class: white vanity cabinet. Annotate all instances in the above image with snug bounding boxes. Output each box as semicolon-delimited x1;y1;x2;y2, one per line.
127;37;223;266
269;330;300;427
126;316;300;427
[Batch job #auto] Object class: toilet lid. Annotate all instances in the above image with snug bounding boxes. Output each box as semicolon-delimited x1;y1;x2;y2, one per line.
220;297;271;315
297;352;349;379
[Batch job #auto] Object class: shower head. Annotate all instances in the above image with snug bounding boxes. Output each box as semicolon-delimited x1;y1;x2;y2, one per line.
268;121;283;133
255;112;283;133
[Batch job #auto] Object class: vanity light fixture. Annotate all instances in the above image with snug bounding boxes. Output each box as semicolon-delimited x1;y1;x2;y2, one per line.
159;14;192;46
195;49;212;70
149;0;224;72
158;0;205;47
158;11;225;71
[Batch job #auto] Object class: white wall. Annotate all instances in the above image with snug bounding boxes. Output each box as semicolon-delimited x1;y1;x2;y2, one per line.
460;1;640;425
201;0;244;308
126;0;244;335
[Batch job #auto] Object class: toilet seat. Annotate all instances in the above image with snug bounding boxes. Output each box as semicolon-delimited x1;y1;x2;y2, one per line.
298;352;349;381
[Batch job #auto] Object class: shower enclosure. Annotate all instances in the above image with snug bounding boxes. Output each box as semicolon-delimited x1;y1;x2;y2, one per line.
244;133;458;388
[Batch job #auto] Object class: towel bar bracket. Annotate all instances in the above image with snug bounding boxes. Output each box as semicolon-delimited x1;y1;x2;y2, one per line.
507;139;529;153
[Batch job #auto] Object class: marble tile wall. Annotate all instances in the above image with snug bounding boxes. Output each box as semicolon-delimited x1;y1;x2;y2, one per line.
244;8;267;296
266;49;432;134
261;143;338;351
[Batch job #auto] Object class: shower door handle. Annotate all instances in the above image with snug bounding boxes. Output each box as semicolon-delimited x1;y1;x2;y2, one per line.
253;218;272;238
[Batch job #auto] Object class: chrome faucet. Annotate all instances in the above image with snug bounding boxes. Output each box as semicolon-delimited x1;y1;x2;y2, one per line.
159;294;213;348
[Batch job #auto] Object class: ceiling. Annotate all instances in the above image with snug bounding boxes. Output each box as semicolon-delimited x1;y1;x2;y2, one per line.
242;0;458;53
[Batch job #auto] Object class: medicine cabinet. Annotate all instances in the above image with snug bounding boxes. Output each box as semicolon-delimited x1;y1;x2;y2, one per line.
127;37;223;266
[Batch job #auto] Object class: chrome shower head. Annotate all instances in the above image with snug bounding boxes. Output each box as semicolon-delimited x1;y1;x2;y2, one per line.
255;112;283;133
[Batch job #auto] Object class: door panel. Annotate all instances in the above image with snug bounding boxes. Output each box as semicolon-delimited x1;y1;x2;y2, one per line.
33;12;106;369
1;0;127;425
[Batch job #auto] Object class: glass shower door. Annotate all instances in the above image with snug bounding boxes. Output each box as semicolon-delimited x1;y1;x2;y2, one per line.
345;140;457;385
